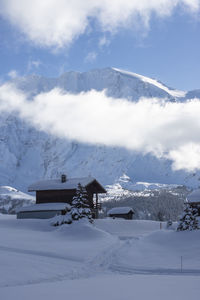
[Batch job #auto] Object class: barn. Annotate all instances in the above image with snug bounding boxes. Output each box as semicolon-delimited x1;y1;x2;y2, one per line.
17;175;106;219
107;207;134;220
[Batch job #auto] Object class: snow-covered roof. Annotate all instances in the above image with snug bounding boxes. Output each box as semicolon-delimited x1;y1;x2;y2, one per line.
16;202;71;213
28;177;106;192
187;189;200;203
107;206;134;215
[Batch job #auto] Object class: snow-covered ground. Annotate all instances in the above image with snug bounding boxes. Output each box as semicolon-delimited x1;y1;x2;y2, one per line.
0;215;200;299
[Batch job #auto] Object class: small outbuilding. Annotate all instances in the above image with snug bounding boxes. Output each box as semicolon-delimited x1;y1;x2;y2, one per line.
186;189;200;215
17;203;71;219
107;206;134;220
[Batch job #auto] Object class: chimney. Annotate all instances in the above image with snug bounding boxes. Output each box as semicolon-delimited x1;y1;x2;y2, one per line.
61;174;67;183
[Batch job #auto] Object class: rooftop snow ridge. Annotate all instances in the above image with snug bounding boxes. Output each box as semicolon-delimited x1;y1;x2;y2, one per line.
28;176;95;191
107;206;134;215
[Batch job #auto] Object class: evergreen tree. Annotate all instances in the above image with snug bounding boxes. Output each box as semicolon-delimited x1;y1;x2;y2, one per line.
177;204;199;231
51;183;93;226
70;183;93;223
51;213;72;226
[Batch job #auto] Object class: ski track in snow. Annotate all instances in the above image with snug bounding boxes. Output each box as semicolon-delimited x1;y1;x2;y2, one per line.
0;245;90;288
110;264;200;276
0;245;83;263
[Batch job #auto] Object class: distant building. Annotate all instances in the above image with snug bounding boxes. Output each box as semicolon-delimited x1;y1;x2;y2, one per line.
17;175;106;219
186;189;200;215
107;206;134;220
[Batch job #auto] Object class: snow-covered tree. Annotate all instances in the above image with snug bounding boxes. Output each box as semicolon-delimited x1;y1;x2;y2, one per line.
70;183;93;223
51;183;93;226
177;204;199;231
51;213;72;226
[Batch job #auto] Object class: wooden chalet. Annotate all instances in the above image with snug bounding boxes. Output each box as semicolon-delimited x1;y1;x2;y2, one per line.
17;175;106;219
107;207;134;220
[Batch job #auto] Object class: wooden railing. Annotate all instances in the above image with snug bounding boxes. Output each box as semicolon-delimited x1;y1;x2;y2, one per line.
93;203;102;210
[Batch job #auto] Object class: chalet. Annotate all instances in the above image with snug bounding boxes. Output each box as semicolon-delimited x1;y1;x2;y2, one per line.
17;175;106;219
107;206;134;220
186;189;200;215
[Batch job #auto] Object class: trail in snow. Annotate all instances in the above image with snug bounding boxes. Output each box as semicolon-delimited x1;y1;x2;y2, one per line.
0;245;83;262
110;264;200;276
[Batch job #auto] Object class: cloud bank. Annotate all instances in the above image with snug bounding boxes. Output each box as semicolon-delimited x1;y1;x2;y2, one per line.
0;0;199;48
0;83;200;171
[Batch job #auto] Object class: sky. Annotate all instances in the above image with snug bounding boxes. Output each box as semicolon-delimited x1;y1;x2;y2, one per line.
0;0;199;91
0;1;200;172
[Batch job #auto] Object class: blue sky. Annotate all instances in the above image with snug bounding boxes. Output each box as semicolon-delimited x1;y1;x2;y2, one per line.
0;0;199;90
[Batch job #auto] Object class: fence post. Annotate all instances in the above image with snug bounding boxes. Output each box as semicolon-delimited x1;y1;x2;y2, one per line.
181;256;183;272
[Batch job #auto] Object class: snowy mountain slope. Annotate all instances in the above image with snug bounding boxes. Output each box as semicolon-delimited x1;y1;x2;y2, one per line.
112;68;186;98
184;89;200;100
0;68;200;193
100;183;187;221
0;186;35;214
11;67;185;101
0;113;199;193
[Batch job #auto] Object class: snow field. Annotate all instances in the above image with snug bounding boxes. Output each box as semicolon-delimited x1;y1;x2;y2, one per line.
2;274;200;300
0;215;200;299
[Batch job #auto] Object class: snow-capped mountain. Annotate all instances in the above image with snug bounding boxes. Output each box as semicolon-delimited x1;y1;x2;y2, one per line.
11;67;185;100
1;67;200;192
0;186;34;214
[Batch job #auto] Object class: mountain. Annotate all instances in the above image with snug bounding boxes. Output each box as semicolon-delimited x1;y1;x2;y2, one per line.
11;67;186;100
0;67;200;192
0;186;34;214
184;89;200;99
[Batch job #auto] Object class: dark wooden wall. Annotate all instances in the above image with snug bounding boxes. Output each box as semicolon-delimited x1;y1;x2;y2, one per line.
109;211;134;220
36;188;94;208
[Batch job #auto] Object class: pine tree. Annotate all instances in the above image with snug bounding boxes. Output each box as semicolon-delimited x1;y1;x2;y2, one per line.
51;183;93;226
177;204;199;231
70;183;93;223
51;213;72;226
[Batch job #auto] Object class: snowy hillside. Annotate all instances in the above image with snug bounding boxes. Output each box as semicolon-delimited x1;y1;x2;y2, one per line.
0;186;35;214
0;67;200;192
0;215;200;299
100;178;188;221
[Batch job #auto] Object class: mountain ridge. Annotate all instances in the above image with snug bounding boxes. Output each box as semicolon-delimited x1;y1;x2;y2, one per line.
0;67;199;192
10;67;192;101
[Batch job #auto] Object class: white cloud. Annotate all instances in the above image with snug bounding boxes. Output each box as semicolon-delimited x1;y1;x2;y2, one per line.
99;36;110;48
168;144;200;171
7;70;18;79
27;60;41;71
1;83;200;171
0;0;199;48
84;52;97;63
